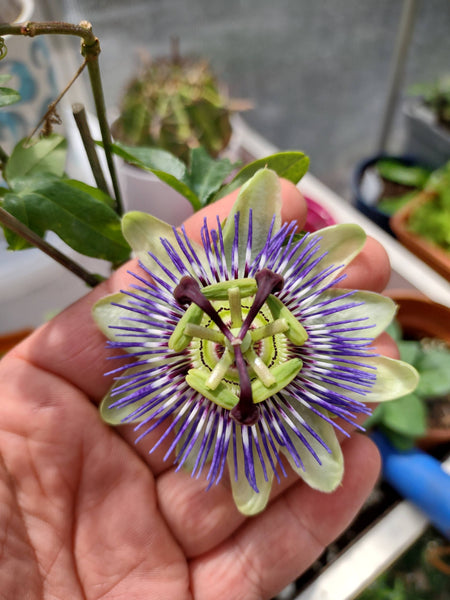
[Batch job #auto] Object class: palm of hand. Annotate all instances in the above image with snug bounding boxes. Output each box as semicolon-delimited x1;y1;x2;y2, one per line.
0;331;380;600
0;185;388;599
0;355;191;599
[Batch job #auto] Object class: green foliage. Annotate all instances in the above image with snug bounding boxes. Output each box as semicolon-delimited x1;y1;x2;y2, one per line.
111;142;237;211
376;159;431;189
409;74;450;127
408;161;450;251
4;134;67;182
0;136;130;267
377;192;417;216
110;143;309;212
0;74;20;107
217;151;310;199
2;128;309;277
366;321;450;449
374;159;431;216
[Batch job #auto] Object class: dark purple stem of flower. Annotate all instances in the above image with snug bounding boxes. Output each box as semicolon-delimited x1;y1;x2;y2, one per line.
174;276;233;342
230;345;260;426
239;268;284;339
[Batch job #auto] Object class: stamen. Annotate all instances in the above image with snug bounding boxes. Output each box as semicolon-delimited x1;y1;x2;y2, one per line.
206;350;234;390
184;323;225;344
251;318;289;342
244;347;276;386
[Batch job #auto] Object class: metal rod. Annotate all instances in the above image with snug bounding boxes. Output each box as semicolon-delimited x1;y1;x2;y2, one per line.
376;0;418;153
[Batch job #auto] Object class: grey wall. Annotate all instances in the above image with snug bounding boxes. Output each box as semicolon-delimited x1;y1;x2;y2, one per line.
42;0;450;197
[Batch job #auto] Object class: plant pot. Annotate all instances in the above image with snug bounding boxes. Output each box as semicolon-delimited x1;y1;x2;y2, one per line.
0;327;32;357
351;154;425;235
390;192;450;282
115;160;195;226
386;289;450;447
402;99;450;169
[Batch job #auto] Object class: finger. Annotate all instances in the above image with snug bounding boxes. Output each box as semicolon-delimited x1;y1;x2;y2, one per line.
337;236;391;293
189;434;380;600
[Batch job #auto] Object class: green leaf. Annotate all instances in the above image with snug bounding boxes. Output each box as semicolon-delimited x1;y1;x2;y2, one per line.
415;346;450;397
185;146;237;206
377;191;417;215
217;151;310;199
376;159;431;188
109;142;202;211
2;175;130;264
65;179;116;209
0;86;21;107
397;339;422;366
5;134;67;183
385;319;402;342
381;393;427;437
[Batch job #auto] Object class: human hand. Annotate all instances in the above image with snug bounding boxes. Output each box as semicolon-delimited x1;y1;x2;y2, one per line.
0;180;392;600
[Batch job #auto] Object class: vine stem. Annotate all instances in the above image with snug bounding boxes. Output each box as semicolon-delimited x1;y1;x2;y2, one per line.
0;20;123;215
0;207;102;288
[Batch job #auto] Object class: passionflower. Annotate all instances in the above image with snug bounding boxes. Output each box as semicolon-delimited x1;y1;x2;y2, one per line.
93;169;418;515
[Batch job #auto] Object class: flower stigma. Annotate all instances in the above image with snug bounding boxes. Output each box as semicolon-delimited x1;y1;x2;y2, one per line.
171;269;305;426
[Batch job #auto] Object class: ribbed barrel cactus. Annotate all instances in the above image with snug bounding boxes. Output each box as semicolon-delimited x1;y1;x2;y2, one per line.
112;41;250;163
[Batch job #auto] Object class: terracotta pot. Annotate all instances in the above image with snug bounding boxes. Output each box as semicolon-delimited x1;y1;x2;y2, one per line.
390;191;450;282
386;290;450;447
0;328;32;357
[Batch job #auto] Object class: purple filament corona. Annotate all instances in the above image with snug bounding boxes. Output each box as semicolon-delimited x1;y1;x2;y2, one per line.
105;213;376;491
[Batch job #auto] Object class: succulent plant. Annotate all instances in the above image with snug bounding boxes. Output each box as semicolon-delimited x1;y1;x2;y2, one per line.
112;40;250;164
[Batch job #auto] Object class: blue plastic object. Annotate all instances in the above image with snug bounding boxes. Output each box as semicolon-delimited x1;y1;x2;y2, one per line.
372;432;450;540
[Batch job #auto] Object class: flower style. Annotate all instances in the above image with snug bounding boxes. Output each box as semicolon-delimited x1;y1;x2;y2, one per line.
93;169;418;515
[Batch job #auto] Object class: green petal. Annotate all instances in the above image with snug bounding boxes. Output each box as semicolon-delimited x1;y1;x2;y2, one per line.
363;356;419;403
122;211;205;282
221;169;282;276
306;289;397;339
303;224;367;287
279;404;344;492
92;292;137;343
227;427;275;515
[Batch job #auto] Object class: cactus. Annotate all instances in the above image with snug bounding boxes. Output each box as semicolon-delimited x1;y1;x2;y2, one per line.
112;40;250;164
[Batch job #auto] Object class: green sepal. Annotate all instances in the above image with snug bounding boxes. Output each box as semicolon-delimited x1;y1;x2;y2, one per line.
221;169;282;276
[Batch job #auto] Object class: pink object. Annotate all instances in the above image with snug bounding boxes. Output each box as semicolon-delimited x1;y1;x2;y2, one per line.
304;196;336;232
